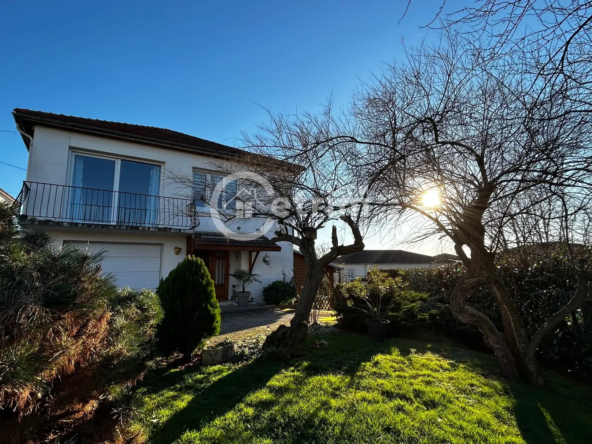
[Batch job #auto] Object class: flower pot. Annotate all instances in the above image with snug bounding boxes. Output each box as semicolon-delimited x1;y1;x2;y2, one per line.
366;318;390;342
202;343;235;366
236;291;251;307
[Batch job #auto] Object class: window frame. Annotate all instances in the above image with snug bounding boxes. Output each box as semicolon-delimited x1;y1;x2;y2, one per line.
192;168;237;214
67;149;163;224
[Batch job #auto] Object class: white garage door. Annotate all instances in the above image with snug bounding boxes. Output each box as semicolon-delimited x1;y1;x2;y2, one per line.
68;242;162;289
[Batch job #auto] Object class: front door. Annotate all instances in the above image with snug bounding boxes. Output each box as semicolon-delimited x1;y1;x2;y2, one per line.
192;250;229;300
211;250;229;300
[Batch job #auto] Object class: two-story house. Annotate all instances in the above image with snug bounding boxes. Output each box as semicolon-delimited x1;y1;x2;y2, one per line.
12;109;293;304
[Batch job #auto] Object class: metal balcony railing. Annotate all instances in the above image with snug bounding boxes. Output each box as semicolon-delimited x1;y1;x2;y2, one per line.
15;181;197;229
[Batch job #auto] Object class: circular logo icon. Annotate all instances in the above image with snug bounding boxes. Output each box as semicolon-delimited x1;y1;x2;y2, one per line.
209;171;277;241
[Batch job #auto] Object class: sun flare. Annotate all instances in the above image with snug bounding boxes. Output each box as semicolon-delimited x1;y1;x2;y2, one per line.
421;189;441;208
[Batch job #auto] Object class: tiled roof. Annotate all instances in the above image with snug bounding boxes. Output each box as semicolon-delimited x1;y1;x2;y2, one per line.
0;188;14;203
338;250;434;264
12;108;248;159
293;249;343;270
189;233;281;251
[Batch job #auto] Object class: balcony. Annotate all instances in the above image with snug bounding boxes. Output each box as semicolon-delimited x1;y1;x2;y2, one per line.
15;181;197;230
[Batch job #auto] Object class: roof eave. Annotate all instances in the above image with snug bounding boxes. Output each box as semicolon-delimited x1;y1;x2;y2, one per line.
11;110;243;160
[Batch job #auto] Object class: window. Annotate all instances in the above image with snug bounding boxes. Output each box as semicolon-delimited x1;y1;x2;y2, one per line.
193;170;237;212
69;153;161;225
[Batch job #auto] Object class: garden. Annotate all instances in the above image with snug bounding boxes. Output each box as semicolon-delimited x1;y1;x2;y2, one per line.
1;194;591;443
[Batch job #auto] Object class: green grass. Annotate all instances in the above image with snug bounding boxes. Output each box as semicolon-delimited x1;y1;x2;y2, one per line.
133;334;592;443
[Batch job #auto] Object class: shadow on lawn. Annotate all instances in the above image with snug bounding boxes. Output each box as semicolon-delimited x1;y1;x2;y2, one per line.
148;358;287;444
510;374;592;444
147;337;387;443
146;335;592;444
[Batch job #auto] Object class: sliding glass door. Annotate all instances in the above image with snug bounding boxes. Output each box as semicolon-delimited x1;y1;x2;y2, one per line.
69;153;161;225
70;155;116;222
117;160;161;225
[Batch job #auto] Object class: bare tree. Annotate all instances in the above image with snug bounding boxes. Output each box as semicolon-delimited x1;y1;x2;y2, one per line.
239;112;376;355
166;110;376;356
349;33;592;383
424;0;592;103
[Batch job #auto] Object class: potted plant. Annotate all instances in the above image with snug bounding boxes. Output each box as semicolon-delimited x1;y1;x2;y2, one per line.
355;292;395;342
229;269;261;307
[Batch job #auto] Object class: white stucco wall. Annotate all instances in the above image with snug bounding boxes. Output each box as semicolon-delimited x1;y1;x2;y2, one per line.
24;126;272;234
230;241;294;304
345;262;434;279
23;125;294;297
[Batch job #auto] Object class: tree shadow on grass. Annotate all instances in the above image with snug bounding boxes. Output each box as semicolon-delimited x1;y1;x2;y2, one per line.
145;337;386;443
509;373;592;444
143;334;592;444
147;358;287;444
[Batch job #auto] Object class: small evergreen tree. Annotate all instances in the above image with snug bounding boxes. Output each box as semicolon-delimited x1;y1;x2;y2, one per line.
156;256;221;358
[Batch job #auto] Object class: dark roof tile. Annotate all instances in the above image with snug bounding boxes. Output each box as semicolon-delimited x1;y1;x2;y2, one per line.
13;108;247;159
339;250;434;264
189;232;281;251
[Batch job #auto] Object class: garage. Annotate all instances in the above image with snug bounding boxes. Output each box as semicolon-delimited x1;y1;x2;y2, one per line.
67;242;162;289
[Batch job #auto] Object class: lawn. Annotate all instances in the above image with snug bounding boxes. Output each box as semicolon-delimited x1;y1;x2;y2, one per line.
132;333;592;443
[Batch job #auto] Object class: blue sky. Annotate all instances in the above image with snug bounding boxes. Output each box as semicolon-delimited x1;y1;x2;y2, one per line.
0;0;457;253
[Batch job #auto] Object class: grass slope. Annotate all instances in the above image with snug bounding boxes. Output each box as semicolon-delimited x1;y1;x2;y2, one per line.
134;334;592;443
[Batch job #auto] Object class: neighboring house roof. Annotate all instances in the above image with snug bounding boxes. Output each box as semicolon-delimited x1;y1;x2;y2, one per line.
13;109;256;161
433;253;460;263
293;250;343;270
0;188;14;203
189;232;281;251
339;250;434;264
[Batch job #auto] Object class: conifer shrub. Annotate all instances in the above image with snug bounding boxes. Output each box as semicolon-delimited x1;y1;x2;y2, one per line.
0;203;164;442
156;256;221;358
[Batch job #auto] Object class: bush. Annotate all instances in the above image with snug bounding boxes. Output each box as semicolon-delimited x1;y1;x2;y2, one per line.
0;203;164;442
334;268;432;336
157;256;221;358
263;280;297;305
337;246;592;383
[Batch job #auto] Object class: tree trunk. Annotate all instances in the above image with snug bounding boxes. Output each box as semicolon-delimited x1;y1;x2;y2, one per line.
454;231;538;381
264;221;364;358
488;277;542;384
291;263;325;327
449;273;519;379
262;241;327;357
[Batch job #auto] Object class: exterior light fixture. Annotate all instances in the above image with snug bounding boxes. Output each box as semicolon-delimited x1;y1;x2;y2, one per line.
174;246;182;255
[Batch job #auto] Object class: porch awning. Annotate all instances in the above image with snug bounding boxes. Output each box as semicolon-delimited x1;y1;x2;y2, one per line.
187;233;282;251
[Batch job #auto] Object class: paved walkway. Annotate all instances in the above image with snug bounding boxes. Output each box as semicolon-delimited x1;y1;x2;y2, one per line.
211;308;294;345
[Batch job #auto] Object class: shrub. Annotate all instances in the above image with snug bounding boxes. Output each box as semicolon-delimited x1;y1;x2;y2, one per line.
0;203;164;442
334;268;432;336
343;246;592;383
157;256;221;358
263;280;297;305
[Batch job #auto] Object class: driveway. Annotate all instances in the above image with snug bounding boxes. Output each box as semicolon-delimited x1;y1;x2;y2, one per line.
211;307;294;345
